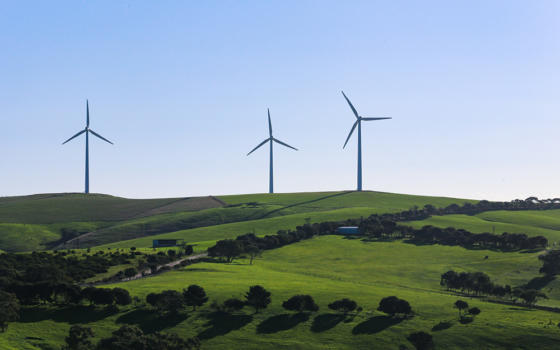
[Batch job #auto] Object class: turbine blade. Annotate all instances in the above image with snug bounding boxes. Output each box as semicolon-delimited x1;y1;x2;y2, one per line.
273;138;298;151
62;129;86;145
86;100;90;127
247;138;270;156
341;91;359;118
268;109;272;137
89;129;113;145
343;120;359;149
361;117;392;121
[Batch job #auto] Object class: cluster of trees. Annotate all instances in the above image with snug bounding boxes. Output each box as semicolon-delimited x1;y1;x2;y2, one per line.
0;251;131;285
453;300;481;319
0;285;131;332
410;226;547;251
440;270;511;297
440;270;548;306
539;250;560;276
208;199;552;262
147;285;209;315
63;324;200;350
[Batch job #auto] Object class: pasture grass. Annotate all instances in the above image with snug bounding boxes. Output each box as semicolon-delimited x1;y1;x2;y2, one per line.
5;236;560;349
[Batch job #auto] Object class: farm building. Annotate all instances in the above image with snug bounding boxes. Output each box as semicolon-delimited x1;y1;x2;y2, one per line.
152;239;185;248
336;226;361;235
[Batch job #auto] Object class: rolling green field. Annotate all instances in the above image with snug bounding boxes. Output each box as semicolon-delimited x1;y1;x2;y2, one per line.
0;191;473;252
3;191;560;349
3;236;559;350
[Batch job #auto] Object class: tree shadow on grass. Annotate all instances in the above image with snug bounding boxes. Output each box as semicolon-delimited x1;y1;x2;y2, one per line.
20;305;116;324
431;321;453;332
352;316;403;335
256;313;310;334
310;313;345;333
197;311;253;340
521;275;556;290
116;308;189;334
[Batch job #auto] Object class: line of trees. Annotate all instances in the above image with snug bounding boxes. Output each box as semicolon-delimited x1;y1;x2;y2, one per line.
440;270;548;306
208;221;547;263
440;270;511;297
63;324;200;350
409;226;547;251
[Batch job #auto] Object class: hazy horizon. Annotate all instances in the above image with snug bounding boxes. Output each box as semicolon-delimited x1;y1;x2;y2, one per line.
2;1;559;201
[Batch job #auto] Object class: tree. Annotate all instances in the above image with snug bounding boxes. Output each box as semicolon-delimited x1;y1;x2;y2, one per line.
182;285;208;311
245;285;271;313
407;331;433;350
282;295;319;313
377;296;412;317
208;239;244;263
468;307;481;316
184;245;194;256
63;325;94;350
92;288;114;307
150;290;185;315
454;300;469;318
245;244;261;265
519;289;547;306
112;288;132;306
223;298;245;313
328;298;357;315
0;291;20;332
124;268;138;278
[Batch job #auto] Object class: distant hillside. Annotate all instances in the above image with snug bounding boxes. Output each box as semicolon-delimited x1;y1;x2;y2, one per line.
0;191;474;252
0;193;225;252
0;193;224;223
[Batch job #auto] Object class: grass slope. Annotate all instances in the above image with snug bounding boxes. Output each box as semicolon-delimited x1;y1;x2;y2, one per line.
97;191;475;249
0;193;223;224
5;236;559;350
0;191;473;251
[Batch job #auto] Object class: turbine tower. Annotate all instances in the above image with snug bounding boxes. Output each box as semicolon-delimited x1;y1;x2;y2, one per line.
341;91;391;191
62;100;113;194
247;109;298;194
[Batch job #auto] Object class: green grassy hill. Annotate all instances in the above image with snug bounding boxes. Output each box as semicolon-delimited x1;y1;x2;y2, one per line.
4;191;560;349
0;191;473;252
0;193;225;251
5;236;559;350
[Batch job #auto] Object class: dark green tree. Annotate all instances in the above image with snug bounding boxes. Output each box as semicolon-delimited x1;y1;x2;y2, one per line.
377;296;412;318
454;300;469;318
282;295;319;313
182;285;208;311
63;325;94;350
328;298;357;315
245;285;271;313
0;291;20;332
112;288;132;306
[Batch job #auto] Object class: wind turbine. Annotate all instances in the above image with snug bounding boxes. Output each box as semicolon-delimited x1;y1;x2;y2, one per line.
247;109;298;194
62;100;113;194
341;91;391;191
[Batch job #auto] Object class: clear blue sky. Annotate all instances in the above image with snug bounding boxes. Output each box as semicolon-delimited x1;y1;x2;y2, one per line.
1;1;559;200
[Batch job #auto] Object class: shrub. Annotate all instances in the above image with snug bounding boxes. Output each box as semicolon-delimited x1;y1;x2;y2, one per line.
328;298;357;315
282;295;319;312
377;296;412;317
